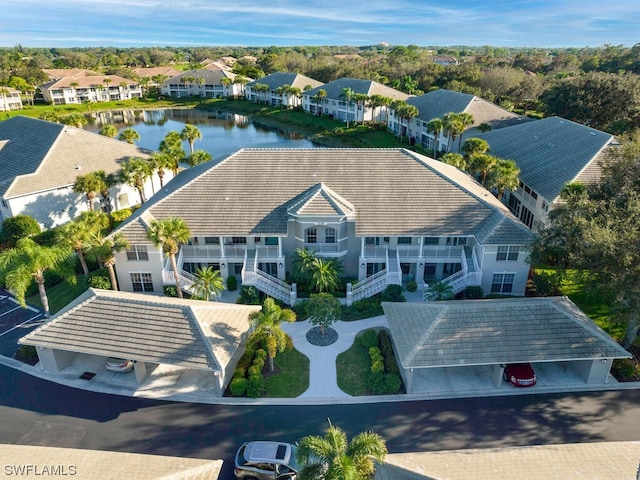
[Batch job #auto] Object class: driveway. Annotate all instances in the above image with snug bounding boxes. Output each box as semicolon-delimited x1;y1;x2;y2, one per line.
0;289;45;358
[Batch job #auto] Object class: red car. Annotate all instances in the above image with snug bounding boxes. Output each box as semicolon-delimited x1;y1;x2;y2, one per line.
503;363;537;387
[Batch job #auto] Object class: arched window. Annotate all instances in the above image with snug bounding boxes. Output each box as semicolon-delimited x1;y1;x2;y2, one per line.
325;227;336;244
306;227;317;244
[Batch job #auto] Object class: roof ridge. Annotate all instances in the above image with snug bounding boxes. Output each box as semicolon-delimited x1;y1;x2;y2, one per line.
404;305;446;365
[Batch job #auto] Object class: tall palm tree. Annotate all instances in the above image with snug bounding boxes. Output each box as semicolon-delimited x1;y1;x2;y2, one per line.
187;149;212;167
0;238;75;317
248;297;296;372
426;118;445;159
99;124;118;138
292;248;318;284
192;266;225;301
159;131;185;175
442;112;464;152
468;153;497;186
120;157;154;204
150;152;173;188
146;217;191;298
313;89;327;116
57;216;97;275
440;152;467;170
456;112;475;150
118;127;140;144
485;158;520;200
352;93;369;124
462;137;490;159
297;419;387;480
86;232;129;291
391;101;419;143
340;87;355;128
310;258;342;293
73;172;103;211
180;124;202;154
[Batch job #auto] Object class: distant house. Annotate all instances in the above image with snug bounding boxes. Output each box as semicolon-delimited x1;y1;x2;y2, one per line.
159;69;248;99
0;88;23;111
429;55;459;66
199;58;233;71
476;116;616;230
0;116;170;228
40;75;142;105
130;66;181;88
42;68;99;80
302;78;409;123
246;72;323;107
390;89;527;152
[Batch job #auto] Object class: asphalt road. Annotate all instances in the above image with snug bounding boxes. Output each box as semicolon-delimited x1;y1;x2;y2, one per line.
2;364;640;479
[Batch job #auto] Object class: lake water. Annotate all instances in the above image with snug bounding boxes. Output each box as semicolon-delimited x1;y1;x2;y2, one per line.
84;108;316;159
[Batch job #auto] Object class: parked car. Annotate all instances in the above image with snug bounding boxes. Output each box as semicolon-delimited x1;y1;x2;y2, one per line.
105;357;133;373
234;441;299;480
503;363;537;387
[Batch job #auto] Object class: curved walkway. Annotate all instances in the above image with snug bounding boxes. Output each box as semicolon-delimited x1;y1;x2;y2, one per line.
282;316;389;400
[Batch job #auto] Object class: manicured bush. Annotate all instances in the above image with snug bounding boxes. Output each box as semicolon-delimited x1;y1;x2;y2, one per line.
227;275;238;291
32;229;58;246
380;284;406;302
367;371;387;394
246;376;263;398
384;373;403;394
378;330;400;375
88;269;111;290
229;377;247;396
463;286;484;299
358;329;378;350
1;215;41;246
612;358;640;380
111;208;133;222
237;285;261;304
406;280;418;292
371;359;385;374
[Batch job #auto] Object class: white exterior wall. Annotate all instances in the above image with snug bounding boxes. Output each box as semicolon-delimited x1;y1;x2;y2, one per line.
36;347;76;372
573;358;614;384
479;245;530;296
114;245;165;294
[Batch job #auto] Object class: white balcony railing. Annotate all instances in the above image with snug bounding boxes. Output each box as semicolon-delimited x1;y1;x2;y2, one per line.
363;245;388;258
421;245;464;260
223;245;247;258
181;244;223;259
397;245;420;258
256;245;280;258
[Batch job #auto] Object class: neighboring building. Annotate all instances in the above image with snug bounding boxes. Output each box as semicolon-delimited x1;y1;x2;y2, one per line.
113;148;533;306
302;78;409;123
390;89;527;152
41;68;99;80
0;116;170;228
429;55;459;66
476;116;616;229
19;288;260;396
383;297;630;394
160;69;247;99
200;58;233;71
130;66;181;88
246;72;323;108
40;75;142;105
0;88;23;111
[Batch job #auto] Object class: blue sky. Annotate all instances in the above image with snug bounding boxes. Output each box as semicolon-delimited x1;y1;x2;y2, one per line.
2;0;639;48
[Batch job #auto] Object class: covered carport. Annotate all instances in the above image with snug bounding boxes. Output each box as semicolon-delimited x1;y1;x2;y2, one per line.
19;288;260;396
382;297;631;394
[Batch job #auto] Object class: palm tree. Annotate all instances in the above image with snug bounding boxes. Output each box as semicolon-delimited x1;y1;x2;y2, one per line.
426;118;445;159
180;124;202;154
485;158;520;200
94;170;117;212
309;258;342;293
297;419;387;480
0;238;75;317
456;112;475;150
118;127;140;144
121;157;154;204
248;297;296;372
73;172;103;211
440;152;467;170
159;131;185;175
61;113;87;128
313;89;327;116
442;112;465;152
187;149;212;167
191;266;225;301
424;281;454;301
340;87;355;127
86;232;129;291
146;217;191;298
462;137;490;159
150;152;173;188
292;248;318;284
352;93;369;124
57;216;95;275
391;101;419;143
99;124;118;138
468;153;498;186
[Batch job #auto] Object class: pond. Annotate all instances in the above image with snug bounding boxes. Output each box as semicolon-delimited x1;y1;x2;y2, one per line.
84;108;316;159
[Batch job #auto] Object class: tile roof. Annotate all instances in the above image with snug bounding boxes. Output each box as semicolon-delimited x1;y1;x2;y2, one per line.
42;68;99;79
248;72;323;90
476;116;615;201
303;78;409;101
131;66;182;78
19;289;260;371
116;148;533;245
163;69;236;84
0;116;152;198
382;297;630;369
287;183;356;217
41;75;138;89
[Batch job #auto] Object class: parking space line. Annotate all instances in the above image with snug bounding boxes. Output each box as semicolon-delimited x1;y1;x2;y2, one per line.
7;297;40;313
0;306;21;317
0;313;45;337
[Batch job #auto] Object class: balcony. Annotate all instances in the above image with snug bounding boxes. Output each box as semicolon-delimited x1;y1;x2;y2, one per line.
422;245;465;262
256;245;280;259
304;242;344;257
363;245;388;259
181;244;222;260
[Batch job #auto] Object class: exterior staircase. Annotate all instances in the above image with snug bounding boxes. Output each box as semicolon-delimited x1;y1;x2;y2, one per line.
241;249;296;305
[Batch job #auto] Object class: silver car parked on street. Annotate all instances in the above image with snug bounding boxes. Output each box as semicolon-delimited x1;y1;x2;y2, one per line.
234;441;299;480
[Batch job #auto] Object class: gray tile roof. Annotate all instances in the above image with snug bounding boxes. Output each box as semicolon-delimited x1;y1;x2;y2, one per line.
0;116;152;198
476;116;615;201
287;183;356;217
163;69;236;85
382;297;630;369
117;148;533;245
19;289;260;371
247;72;323;90
302;78;409;101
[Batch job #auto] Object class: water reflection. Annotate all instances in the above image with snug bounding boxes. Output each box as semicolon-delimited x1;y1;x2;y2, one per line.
84;108;315;158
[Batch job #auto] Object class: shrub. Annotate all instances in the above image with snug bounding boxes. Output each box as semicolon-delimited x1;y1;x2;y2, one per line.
367;371;387;394
111;208;133;222
371;360;385;374
406;280;418;292
462;286;484;299
246;376;263;398
612;358;640;380
163;285;178;297
530;271;563;297
88;269;111;290
378;330;400;375
358;329;379;350
229;377;247;396
32;229;58;246
248;364;262;379
380;284;406;302
2;215;41;246
227;275;238;291
254;348;267;366
384;373;403;394
237;285;261;304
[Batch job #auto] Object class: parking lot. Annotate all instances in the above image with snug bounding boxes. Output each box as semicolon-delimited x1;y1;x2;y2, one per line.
0;290;45;358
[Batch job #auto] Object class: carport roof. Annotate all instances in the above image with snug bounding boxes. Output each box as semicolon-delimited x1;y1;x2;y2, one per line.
19;289;260;371
382;297;630;369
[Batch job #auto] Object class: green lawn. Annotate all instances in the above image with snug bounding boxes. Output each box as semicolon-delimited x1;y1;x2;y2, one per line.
26;275;90;315
336;330;373;395
263;347;310;397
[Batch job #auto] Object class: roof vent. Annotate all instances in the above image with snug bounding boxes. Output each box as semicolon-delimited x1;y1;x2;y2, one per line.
74;165;81;170
589;132;596;135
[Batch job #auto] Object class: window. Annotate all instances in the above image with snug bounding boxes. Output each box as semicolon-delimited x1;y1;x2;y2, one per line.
496;246;519;261
520;206;534;229
204;237;220;245
398;237;412;245
306;228;317;244
423;236;439;245
265;237;278;246
446;236;466;246
130;272;154;292
325;227;336;244
541;201;549;213
126;245;149;261
231;236;246;244
491;273;515;293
